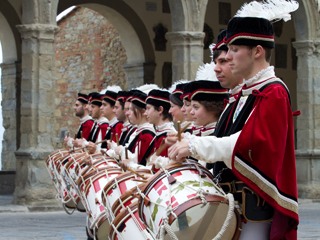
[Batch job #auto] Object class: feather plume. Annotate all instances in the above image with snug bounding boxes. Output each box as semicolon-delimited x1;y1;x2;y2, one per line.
209;43;216;63
168;79;190;93
136;84;159;94
234;0;299;22
100;85;122;94
195;62;219;81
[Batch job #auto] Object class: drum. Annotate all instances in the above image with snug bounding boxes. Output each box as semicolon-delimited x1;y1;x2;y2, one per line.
111;184;144;217
64;153;119;212
54;150;84;209
109;202;154;240
77;166;124;240
101;169;152;212
138;162;241;240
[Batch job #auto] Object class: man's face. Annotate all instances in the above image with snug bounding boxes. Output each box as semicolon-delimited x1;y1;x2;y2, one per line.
124;102;131;120
91;104;101;119
225;45;255;79
100;100;114;119
214;51;243;89
144;104;160;125
127;103;138;125
113;101;126;122
73;100;85;117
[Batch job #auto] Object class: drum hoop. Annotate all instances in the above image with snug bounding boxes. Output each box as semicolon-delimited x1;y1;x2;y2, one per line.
65;152;88;169
141;164;214;196
82;169;123;196
112;195;134;216
77;166;121;187
80;158;118;176
109;202;139;239
111;184;144;214
46;148;69;163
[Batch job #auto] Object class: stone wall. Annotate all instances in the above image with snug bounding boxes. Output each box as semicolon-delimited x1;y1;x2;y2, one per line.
54;7;127;148
1;62;18;171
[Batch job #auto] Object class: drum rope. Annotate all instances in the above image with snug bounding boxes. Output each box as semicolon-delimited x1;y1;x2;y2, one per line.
111;222;125;240
127;206;149;239
86;217;95;239
212;193;235;240
62;203;75;215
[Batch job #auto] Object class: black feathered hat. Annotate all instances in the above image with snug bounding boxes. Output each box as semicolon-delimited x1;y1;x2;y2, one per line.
212;29;228;51
188;80;229;102
77;93;89;104
146;89;171;110
116;91;129;103
101;90;118;106
89;92;102;106
130;90;147;109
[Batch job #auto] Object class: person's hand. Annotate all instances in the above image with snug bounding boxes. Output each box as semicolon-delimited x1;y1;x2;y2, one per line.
119;159;132;170
147;154;157;166
107;140;114;150
114;145;123;155
86;142;97;154
64;136;71;146
73;138;84;147
168;139;191;162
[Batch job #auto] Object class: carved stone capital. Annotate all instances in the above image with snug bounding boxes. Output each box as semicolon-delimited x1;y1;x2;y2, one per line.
16;24;59;40
166;31;205;46
292;40;320;56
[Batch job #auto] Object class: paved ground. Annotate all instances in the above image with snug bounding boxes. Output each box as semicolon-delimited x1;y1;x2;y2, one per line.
0;195;319;239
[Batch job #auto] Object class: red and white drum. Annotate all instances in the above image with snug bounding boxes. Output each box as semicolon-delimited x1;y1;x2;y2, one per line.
109;202;154;240
77;166;123;240
46;149;83;209
101;169;152;213
111;184;144;217
138;162;241;240
64;153;119;212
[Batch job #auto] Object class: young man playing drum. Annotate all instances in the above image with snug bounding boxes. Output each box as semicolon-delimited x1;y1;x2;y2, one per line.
64;93;94;148
168;0;300;239
74;92;109;148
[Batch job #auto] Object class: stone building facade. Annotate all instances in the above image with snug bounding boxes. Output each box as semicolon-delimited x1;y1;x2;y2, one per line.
0;0;318;207
54;7;127;148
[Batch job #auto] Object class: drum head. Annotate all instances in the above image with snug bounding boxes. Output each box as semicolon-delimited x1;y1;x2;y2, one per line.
167;202;240;240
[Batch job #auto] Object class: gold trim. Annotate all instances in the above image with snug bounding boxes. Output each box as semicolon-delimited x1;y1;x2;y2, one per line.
234;157;298;215
229;35;274;45
190;90;228;100
146;96;171;104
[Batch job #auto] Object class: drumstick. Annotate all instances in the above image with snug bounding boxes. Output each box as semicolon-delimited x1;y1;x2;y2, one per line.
78;139;108;151
174;122;191;137
115;133;119;146
80;131;83;139
67;132;69;138
73;134;77;151
156;139;166;156
177;121;181;141
126;167;147;180
132;179;148;183
125;147;128;159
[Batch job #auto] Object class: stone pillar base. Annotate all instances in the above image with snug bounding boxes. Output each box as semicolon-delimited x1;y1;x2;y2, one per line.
13;149;61;207
296;150;320;199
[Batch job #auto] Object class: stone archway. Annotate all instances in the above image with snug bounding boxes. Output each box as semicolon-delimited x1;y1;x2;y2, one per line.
57;0;156;88
0;0;21;173
292;0;320;198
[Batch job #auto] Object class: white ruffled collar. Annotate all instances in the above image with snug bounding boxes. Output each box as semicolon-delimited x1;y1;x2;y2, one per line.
243;66;275;87
229;83;244;96
156;122;175;131
122;121;131;128
136;122;154;133
108;116;118;126
203;122;217;130
79;115;92;124
96;117;108;125
181;121;192;129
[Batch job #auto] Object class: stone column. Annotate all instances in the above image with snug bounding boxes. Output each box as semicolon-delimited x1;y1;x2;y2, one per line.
123;63;144;89
293;40;320;199
13;24;60;207
0;62;20;170
166;31;205;82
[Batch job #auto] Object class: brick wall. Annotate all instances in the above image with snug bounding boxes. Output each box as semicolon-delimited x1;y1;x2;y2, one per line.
54;7;127;148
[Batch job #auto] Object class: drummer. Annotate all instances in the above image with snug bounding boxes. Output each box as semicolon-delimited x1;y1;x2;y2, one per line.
169;80;193;133
108;85;157;167
74;92;109;148
144;89;177;169
167;0;299;238
64;93;94;147
86;86;123;153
